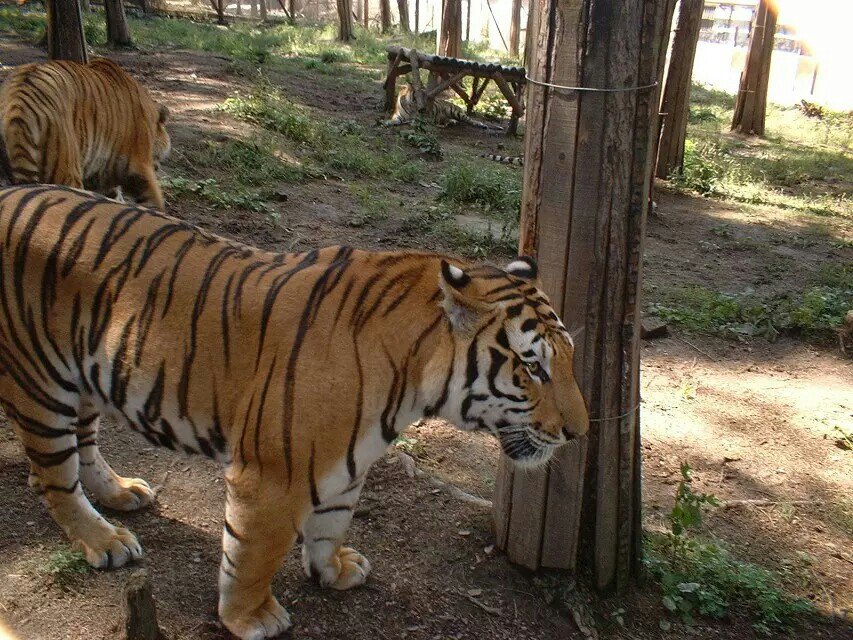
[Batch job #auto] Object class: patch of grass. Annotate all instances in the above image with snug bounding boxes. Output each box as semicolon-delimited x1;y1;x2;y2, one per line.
650;278;852;343
42;547;90;588
669;83;853;219
645;464;813;635
162;176;270;213
220;81;320;144
400;119;444;159
198;137;303;186
348;185;391;227
440;161;521;219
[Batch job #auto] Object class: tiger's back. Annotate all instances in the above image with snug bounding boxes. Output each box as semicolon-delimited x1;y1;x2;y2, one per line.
0;58;170;209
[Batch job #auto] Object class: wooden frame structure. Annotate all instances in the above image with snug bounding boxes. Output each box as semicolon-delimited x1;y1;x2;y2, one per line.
383;46;527;134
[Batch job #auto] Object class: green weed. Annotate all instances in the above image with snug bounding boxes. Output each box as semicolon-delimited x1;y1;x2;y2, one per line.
42;547;90;588
400;119;443;159
220;81;320;144
162;176;270;213
645;464;813;634
198;137;303;186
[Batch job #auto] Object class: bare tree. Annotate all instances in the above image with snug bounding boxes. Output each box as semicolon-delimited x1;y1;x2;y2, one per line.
105;0;132;47
438;0;461;58
337;0;355;40
397;0;410;33
380;0;391;33
46;0;88;63
656;0;703;178
508;0;521;58
732;0;778;135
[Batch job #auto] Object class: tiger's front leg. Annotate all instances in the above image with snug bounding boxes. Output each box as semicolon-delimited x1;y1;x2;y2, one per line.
301;475;371;590
218;467;297;640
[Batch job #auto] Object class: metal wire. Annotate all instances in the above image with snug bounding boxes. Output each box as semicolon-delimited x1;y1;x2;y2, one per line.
587;400;642;422
525;75;659;93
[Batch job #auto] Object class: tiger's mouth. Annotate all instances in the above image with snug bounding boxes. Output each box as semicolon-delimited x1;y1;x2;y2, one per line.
497;427;559;467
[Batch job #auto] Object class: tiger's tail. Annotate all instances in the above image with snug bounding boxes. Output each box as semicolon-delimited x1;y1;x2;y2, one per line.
481;153;524;166
0;115;40;185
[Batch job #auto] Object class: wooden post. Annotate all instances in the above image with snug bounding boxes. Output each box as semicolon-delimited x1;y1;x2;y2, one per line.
438;0;462;58
508;0;521;58
732;0;777;135
337;0;355;40
655;0;702;178
380;0;391;32
105;0;132;47
493;0;672;592
46;0;88;63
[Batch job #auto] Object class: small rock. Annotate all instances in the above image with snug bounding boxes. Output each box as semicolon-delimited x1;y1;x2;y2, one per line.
457;529;471;537
467;588;482;597
641;316;669;339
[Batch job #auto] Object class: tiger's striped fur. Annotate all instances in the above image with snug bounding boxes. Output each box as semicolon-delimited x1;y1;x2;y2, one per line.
385;84;498;130
0;58;170;210
0;185;588;640
482;152;524;166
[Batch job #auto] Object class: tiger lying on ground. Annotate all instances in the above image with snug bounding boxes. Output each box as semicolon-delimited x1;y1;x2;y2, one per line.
384;84;499;130
0;184;588;640
0;58;170;210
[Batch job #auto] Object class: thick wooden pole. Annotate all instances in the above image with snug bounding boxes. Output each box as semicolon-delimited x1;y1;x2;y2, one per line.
493;0;672;592
509;0;521;58
105;0;132;47
438;0;462;57
732;0;777;135
46;0;88;62
655;0;703;178
337;0;355;40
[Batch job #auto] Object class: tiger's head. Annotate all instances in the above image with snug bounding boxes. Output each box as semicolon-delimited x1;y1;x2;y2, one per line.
438;258;588;467
151;103;171;172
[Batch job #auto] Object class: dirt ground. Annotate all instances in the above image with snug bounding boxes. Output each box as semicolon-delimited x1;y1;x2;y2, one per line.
0;35;851;640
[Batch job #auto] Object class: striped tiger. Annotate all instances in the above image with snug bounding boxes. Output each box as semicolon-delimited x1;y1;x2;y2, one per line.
384;84;498;130
0;185;588;640
0;58;170;210
482;152;524;166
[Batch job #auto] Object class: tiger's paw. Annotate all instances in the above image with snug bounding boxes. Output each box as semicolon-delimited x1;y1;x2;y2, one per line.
97;477;155;512
310;546;371;591
72;524;143;569
220;595;291;640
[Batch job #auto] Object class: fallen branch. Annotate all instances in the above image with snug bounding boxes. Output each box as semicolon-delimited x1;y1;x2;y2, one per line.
396;451;492;509
461;592;501;616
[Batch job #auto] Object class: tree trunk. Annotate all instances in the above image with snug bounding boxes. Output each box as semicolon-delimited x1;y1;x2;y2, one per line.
250;0;258;18
414;0;419;32
236;0;242;15
46;0;88;63
337;0;355;40
508;0;521;58
260;0;267;20
80;0;90;12
493;0;672;592
731;0;777;136
397;0;410;33
105;0;132;47
438;0;461;58
289;0;296;21
656;0;703;178
464;0;470;42
380;0;391;32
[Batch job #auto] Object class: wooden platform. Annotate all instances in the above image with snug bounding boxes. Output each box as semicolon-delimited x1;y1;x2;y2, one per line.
383;46;527;134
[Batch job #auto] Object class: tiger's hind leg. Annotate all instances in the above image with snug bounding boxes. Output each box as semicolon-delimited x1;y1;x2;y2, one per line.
218;467;296;640
75;403;155;512
301;475;371;590
3;398;143;569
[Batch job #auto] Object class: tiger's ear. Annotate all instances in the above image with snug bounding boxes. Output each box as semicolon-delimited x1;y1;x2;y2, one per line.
157;104;169;124
439;260;492;334
505;256;538;280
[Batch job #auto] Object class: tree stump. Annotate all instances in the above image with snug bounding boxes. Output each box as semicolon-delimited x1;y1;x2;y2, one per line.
123;569;166;640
